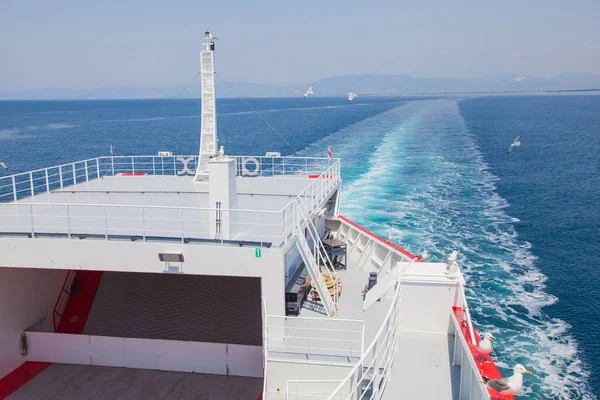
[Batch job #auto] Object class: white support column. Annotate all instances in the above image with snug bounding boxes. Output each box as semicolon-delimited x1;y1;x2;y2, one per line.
208;157;237;240
194;32;218;182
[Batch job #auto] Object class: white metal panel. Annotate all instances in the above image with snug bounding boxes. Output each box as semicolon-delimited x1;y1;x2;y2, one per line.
90;335;124;367
154;339;196;373
227;344;263;378
190;341;228;375
26;332;90;365
122;337;160;370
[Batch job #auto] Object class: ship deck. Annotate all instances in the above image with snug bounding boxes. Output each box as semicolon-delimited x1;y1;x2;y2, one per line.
267;259;465;399
13;174;311;211
7;364;262;400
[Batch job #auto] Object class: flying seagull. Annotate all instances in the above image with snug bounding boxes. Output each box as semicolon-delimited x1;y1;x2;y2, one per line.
303;86;314;98
507;135;521;154
483;364;532;396
209;145;225;159
347;92;357;102
0;161;7;170
477;332;496;361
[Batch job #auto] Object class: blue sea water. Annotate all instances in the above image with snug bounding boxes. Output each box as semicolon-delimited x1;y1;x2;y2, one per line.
0;94;598;399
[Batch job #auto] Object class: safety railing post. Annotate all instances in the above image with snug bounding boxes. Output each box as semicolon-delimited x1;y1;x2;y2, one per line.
11;176;17;201
141;206;146;241
104;205;108;240
59;165;63;188
131;157;135;174
180;208;184;244
72;163;77;185
152;157;156;175
66;204;71;239
29;203;34;237
111;156;115;176
173;157;176;175
84;160;89;182
96;158;100;178
29;172;34;196
45;169;50;192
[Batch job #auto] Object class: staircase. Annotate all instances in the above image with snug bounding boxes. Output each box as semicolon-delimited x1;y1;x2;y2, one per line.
293;201;339;317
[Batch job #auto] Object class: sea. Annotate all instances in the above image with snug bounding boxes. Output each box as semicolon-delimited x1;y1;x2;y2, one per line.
0;94;598;399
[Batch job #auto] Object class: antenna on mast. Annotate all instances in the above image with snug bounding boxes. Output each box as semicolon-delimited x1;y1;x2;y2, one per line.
194;31;219;181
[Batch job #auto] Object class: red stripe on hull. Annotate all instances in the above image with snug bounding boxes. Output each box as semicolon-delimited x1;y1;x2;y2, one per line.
57;270;104;334
0;362;51;399
337;215;420;261
452;307;515;400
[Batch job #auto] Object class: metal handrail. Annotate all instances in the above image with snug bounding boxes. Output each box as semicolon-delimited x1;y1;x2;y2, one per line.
324;272;478;400
0;156;342;248
262;297;268;400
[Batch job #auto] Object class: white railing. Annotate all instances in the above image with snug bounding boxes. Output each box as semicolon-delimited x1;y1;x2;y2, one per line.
320;273;485;400
0;202;288;246
0;156;342;248
286;381;344;400
325;283;402;400
266;315;364;363
0;155;341;203
450;311;492;400
234;156;337;178
262;297;269;400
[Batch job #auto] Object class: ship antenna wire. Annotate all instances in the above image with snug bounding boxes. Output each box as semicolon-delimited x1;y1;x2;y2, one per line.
238;97;298;153
172;71;201;98
98;71;203;179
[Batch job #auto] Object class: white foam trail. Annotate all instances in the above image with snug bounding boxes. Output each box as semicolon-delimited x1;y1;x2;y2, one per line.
300;99;593;399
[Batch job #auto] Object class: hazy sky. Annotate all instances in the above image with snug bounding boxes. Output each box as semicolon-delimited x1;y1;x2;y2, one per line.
1;0;599;91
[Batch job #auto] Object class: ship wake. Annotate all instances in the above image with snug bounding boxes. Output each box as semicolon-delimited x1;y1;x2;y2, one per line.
297;99;593;399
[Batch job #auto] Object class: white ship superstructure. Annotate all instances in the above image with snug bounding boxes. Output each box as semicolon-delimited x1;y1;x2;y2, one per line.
0;33;511;400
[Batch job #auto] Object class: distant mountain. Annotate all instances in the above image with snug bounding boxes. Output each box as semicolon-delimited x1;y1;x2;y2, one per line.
1;73;599;100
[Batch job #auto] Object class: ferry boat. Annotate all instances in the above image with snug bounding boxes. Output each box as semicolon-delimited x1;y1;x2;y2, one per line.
0;32;513;399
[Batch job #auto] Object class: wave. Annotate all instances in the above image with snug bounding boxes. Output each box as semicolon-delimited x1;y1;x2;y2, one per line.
300;99;593;399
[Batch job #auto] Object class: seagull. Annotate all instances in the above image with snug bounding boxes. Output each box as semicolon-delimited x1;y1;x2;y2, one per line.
483;364;532;396
446;260;458;276
209;145;225;159
477;332;496;359
347;92;357;102
303;86;314;98
507;135;521;154
0;161;7;170
444;250;459;262
418;250;429;261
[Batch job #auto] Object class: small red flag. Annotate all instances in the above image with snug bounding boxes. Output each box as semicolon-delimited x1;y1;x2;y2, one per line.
327;147;332;159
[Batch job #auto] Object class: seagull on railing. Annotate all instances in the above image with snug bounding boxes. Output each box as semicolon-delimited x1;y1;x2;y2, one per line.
0;161;7;170
303;86;314;98
418;250;429;261
477;332;496;362
446;260;458;276
444;250;459;262
507;135;521;154
483;364;532;396
209;145;225;160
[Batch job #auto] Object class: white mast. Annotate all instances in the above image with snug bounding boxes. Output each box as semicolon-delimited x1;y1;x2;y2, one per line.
194;31;218;181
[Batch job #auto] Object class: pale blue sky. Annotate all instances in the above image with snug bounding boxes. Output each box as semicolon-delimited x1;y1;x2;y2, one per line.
0;0;599;90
